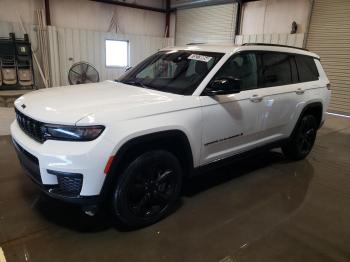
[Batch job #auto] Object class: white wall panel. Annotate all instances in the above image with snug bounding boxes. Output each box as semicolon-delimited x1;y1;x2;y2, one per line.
235;33;305;48
0;22;37;47
49;0;166;37
48;26;174;87
0;0;43;24
241;0;311;35
48;26;60;87
0;0;165;38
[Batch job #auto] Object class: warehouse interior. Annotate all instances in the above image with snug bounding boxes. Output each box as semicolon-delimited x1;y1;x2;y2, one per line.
0;0;349;261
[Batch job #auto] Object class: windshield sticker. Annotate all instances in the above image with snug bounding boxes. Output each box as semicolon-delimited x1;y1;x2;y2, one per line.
188;54;213;62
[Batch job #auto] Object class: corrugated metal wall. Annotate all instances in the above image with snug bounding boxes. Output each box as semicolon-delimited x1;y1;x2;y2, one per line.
306;0;350;114
235;33;305;48
48;26;174;87
175;3;237;45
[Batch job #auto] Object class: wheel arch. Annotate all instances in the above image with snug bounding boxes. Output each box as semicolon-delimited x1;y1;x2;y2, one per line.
99;129;194;201
300;101;323;128
291;101;323;138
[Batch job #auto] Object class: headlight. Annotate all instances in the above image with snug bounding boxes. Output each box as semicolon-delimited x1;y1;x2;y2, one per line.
43;125;105;141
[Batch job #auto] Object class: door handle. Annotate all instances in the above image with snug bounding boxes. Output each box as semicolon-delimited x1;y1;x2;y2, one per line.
295;88;305;95
249;94;263;103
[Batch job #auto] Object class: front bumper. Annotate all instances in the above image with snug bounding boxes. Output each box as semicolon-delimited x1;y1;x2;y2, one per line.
11;120;115;204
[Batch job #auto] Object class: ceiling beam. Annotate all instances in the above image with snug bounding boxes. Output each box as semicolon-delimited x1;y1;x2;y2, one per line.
171;0;260;10
172;0;232;9
91;0;260;13
90;0;167;13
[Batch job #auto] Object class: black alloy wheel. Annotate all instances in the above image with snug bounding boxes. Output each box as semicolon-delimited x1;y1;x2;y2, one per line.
298;116;317;155
282;114;318;160
112;150;182;228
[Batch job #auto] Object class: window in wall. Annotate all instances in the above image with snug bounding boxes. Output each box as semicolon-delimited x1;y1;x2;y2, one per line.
214;52;258;91
105;40;129;67
261;52;292;87
295;55;319;82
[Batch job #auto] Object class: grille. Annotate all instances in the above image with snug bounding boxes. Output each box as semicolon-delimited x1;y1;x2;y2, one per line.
51;175;83;197
15;108;44;143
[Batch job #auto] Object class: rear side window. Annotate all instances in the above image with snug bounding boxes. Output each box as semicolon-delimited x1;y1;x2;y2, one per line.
295;55;319;82
261;52;292;87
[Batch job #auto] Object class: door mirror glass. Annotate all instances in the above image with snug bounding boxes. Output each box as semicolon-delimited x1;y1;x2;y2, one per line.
205;77;241;96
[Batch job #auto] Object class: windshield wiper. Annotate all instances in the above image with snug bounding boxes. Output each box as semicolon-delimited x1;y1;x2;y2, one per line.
122;80;150;89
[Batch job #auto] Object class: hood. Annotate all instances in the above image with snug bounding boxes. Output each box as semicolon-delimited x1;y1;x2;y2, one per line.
14;81;186;125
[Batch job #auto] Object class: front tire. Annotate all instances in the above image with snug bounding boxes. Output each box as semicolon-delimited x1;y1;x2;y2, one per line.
112;150;183;228
282;114;318;160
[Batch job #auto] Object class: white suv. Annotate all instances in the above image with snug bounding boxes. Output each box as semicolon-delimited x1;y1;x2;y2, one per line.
11;43;331;228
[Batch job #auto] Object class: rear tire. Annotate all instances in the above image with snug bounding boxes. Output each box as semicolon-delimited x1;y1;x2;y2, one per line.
111;150;183;229
282;114;318;160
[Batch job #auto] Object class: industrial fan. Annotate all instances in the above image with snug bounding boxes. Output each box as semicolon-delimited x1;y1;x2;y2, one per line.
68;62;99;85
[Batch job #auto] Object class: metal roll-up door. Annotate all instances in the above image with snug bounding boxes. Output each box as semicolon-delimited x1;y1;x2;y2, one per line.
306;0;350;114
175;3;237;46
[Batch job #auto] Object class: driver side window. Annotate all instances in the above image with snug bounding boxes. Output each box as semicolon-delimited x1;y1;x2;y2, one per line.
214;52;258;91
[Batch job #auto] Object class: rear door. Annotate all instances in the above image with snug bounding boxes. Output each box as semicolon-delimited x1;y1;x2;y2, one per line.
255;51;302;142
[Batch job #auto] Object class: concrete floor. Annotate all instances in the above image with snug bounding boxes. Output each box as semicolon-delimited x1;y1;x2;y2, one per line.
0;115;349;262
0;107;15;136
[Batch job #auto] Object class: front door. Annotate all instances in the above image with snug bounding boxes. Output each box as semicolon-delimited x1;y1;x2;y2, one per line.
200;52;266;165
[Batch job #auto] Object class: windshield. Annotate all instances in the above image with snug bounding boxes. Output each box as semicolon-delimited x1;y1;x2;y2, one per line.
118;50;224;95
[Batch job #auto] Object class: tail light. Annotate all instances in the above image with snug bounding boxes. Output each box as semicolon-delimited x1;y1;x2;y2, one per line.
326;83;331;90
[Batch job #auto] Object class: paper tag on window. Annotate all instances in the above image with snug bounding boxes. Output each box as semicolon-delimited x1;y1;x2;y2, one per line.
188;54;212;62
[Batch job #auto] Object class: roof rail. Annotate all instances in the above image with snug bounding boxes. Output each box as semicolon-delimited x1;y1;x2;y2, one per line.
242;43;308;51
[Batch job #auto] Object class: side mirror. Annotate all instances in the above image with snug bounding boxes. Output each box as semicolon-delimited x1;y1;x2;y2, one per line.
205;77;241;96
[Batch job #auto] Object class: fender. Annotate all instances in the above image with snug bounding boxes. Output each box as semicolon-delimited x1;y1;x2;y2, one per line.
99;130;194;200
